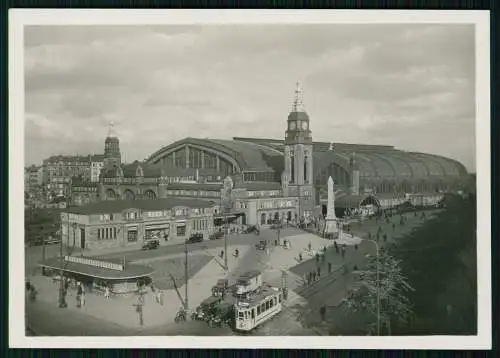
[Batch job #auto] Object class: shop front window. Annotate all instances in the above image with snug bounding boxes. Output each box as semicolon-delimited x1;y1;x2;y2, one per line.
176;225;186;237
127;230;138;242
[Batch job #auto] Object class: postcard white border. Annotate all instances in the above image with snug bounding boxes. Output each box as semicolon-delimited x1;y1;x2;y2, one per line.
9;9;491;349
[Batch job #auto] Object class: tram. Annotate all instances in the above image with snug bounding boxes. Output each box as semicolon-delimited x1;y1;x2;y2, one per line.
234;284;283;332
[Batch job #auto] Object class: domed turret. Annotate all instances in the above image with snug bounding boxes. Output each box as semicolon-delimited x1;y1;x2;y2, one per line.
103;120;121;168
285;81;312;145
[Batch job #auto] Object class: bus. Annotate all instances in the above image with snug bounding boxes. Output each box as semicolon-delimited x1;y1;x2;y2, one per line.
234;284;283;332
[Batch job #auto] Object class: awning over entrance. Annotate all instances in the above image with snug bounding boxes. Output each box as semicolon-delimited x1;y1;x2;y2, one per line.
38;256;155;280
213;211;245;225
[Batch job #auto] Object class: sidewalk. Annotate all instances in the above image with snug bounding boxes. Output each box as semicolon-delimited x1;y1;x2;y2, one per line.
296;210;443;335
26;243;251;333
26;297;137;336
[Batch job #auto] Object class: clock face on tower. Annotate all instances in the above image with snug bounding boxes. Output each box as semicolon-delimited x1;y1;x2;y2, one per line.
301;121;308;130
289;121;296;130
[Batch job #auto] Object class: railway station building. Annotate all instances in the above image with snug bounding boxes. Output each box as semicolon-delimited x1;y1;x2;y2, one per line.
79;84;470;240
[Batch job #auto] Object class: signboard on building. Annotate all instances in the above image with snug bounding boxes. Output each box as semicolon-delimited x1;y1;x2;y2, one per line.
64;255;124;271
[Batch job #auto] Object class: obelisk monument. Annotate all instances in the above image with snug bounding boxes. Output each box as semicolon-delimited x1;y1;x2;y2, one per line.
324;176;338;238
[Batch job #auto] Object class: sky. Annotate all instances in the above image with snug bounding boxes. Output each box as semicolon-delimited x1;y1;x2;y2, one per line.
24;24;476;171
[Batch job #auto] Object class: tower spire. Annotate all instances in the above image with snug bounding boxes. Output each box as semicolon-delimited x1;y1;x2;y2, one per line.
107;119;116;137
291;81;305;113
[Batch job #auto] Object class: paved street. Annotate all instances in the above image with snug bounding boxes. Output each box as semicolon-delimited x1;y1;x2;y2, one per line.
26;298;232;336
25;212;440;336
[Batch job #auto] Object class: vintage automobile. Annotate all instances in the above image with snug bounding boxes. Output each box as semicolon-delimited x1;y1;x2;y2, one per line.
192;296;222;321
141;239;160;250
211;278;229;297
242;225;259;234
209;231;224;240
206;301;234;328
187;233;204;244
255;240;267;251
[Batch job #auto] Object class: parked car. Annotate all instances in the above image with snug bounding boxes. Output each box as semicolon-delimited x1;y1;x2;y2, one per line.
255;240;267;251
141;240;160;250
243;225;259;234
209;231;224;240
187;233;204;244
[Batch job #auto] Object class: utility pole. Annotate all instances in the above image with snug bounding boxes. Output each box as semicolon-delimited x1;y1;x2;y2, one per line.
41;226;46;275
224;212;228;270
184;238;189;310
58;219;67;308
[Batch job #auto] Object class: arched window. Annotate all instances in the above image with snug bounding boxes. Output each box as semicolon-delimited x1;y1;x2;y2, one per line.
304;156;307;182
261;213;266;225
105;189;116;200
144;190;157;200
290;152;295;184
123;189;135;201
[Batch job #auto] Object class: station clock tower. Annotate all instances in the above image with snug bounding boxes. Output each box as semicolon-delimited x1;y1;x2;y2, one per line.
282;82;315;220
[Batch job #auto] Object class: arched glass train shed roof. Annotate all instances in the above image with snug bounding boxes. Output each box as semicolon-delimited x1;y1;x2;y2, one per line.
147;137;468;182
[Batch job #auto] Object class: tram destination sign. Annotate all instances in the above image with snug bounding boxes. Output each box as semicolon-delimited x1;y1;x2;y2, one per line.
64;255;124;271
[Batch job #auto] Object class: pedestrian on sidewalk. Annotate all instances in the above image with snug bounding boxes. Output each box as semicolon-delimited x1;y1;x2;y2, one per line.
220;250;224;259
308;242;312;251
105;285;110;299
298;252;303;262
317;266;321;277
307;272;312;285
312;271;317;281
354;244;358;251
320;306;326;322
328;262;332;273
80;283;85;306
76;284;83;308
315;253;320;263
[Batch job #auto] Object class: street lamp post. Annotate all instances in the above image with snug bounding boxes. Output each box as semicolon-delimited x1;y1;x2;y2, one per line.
362;238;380;336
58;220;68;308
184;238;189;310
224;212;228;271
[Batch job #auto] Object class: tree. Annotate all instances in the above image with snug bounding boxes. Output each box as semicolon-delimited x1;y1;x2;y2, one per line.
341;249;414;335
388;194;477;334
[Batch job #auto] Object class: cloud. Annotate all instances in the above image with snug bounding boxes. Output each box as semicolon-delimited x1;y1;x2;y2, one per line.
24;24;476;172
